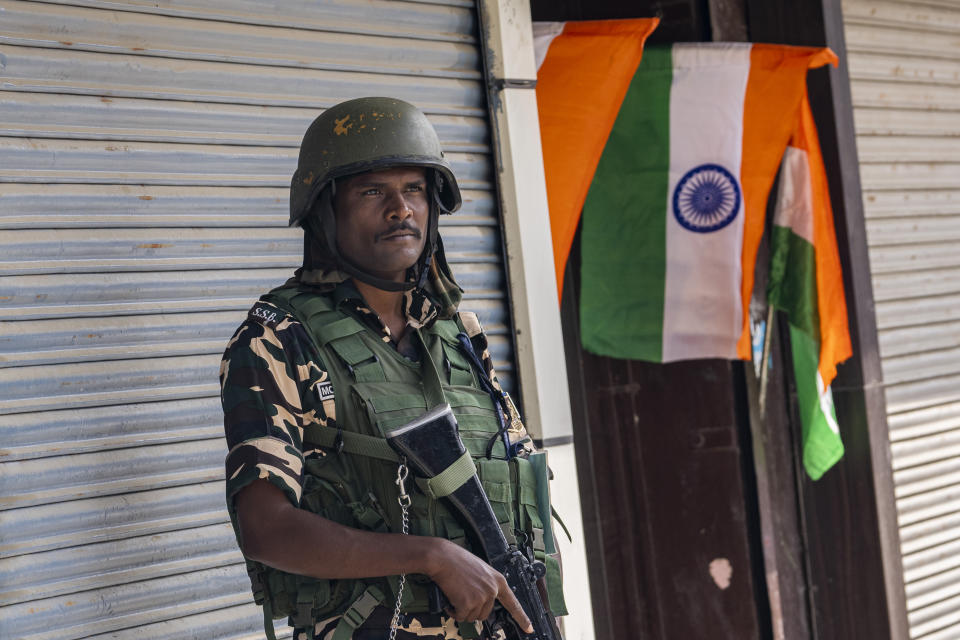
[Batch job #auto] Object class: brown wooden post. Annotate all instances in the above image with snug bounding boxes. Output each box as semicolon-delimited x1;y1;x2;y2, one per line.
743;0;909;638
561;261;769;638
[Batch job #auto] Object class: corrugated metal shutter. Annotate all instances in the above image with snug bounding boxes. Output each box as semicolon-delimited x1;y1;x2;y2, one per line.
0;1;511;638
842;1;960;638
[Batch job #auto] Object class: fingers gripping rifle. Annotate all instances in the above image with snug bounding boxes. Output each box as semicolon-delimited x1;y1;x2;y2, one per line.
386;404;563;640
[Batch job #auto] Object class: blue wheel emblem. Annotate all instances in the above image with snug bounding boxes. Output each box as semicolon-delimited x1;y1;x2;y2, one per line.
672;163;742;233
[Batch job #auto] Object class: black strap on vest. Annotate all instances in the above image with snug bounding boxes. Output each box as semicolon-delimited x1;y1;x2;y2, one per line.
455;333;512;460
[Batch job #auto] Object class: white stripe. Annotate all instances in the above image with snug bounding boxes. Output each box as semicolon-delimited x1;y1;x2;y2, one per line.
816;372;840;435
661;43;753;362
774;146;815;244
532;22;565;71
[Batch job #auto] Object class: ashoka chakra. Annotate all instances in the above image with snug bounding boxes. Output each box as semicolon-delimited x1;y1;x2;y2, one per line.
672;163;742;233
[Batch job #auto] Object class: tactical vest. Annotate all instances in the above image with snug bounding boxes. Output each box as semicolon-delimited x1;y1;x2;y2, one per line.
239;285;567;640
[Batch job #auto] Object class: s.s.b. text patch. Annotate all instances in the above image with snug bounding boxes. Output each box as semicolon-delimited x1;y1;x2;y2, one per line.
249;304;281;327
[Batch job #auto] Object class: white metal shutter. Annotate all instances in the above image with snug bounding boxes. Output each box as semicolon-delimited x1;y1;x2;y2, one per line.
842;1;960;638
0;1;512;638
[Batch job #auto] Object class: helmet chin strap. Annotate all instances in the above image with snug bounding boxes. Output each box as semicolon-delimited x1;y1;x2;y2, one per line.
338;255;417;292
304;179;443;293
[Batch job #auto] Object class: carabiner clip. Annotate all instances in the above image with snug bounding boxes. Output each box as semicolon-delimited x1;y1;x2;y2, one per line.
395;459;411;508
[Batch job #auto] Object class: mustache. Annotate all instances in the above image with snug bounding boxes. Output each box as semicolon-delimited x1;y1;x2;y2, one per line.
376;222;422;241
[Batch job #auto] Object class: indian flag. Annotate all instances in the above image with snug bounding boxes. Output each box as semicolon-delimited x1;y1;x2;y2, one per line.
769;94;852;480
575;43;838;362
533;18;659;296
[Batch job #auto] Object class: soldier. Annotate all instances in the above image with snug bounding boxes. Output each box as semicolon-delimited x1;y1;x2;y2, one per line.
220;98;565;640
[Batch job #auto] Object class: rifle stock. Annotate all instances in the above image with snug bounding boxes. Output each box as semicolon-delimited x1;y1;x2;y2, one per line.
386;404;563;640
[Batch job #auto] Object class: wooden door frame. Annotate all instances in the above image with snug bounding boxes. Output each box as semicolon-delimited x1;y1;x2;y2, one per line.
744;0;908;637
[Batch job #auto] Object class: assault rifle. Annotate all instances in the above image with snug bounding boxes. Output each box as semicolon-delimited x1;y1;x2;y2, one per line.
386;404;563;640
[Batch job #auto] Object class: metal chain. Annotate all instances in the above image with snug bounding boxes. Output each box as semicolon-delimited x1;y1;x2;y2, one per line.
389;460;412;640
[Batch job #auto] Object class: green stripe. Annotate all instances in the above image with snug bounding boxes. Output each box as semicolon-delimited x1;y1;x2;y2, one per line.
580;45;673;361
768;225;819;343
788;325;844;480
770;224;843;479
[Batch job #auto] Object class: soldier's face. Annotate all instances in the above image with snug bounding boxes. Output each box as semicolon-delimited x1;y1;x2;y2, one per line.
333;166;429;282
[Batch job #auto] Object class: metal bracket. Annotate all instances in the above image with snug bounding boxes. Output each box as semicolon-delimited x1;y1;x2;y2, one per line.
490;77;537;90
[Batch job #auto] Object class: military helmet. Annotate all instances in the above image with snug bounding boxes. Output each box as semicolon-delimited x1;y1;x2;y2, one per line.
289;97;462;228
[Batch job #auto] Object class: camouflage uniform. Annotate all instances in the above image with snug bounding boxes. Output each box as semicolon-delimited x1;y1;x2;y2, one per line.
220;272;528;640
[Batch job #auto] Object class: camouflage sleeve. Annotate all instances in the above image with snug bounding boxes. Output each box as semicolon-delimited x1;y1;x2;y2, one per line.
220;303;331;511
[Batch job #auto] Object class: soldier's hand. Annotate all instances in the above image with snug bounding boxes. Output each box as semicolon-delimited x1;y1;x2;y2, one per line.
427;538;533;633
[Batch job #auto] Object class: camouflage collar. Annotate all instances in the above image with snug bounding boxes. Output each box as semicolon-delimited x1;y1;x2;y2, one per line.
289;271;447;342
292;238;463;332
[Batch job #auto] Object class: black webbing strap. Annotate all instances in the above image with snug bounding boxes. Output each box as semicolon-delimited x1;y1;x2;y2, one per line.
455;333;511;459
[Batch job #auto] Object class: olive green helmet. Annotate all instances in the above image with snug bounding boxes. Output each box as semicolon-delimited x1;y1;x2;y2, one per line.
289;97;462;228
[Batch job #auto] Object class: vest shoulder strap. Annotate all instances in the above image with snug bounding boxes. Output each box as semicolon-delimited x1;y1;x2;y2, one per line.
264;286;337;323
265;286;387;383
422;317;472;385
426;316;459;341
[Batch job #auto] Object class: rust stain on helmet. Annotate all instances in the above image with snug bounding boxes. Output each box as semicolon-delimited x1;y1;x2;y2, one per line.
333;115;353;136
370;110;400;121
302;171;315;186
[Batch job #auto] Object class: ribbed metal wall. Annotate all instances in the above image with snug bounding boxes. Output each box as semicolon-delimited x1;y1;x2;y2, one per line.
0;1;511;638
843;1;960;638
